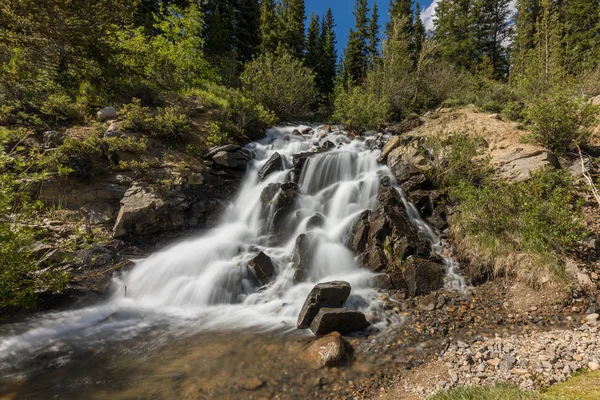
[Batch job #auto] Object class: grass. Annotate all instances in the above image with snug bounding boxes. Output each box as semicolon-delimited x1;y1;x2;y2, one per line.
430;371;600;400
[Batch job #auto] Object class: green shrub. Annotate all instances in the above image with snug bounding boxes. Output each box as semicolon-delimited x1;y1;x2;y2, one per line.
54;137;104;181
104;136;148;154
40;93;85;124
332;82;391;132
502;101;526;122
525;90;597;153
152;106;192;142
476;82;517;113
241;48;316;121
121;98;153;133
451;170;584;285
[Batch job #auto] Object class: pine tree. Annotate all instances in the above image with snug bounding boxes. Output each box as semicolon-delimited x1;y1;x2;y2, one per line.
511;0;541;81
434;0;477;71
474;0;512;78
305;13;321;71
413;3;426;57
318;8;338;97
344;0;370;82
367;2;381;66
281;0;306;59
260;0;281;54
561;0;600;75
203;0;235;59
387;0;413;39
234;0;261;64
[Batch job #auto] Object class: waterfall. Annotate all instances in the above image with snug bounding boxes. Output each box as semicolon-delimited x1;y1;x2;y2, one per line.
0;125;464;371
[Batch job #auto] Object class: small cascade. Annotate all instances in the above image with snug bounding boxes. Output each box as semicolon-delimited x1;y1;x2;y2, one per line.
0;125;466;372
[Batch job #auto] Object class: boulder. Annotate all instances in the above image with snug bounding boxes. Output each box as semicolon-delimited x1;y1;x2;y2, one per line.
297;281;352;329
270;182;301;228
258;152;283;180
305;212;325;229
377;136;401;163
301;127;314;135
292;129;302;136
592;95;600;106
404;257;445;297
494;148;560;183
292;233;314;282
113;184;166;237
321;140;336;150
348;210;371;254
248;251;276;286
104;122;120;138
43;131;65;149
212;149;252;169
96;107;118;122
300;332;348;368
309;308;371;336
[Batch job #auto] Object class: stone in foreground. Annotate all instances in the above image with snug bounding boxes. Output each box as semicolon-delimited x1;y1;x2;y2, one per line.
297;281;351;329
309;308;370;336
247;251;275;285
258;152;283;180
300;332;348;368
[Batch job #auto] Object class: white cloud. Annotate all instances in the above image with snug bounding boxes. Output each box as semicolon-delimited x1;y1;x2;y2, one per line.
420;0;518;32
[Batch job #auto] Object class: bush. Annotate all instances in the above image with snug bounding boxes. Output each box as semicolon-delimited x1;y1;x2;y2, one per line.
451;170;584;285
476;82;517;113
241;48;316;121
525;90;597;153
121;99;193;142
332;82;391;132
54;137;104;181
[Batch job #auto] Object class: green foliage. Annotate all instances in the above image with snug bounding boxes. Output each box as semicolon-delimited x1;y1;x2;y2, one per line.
476;81;518;113
525;90;597;153
54;137;104;181
121;99;193;142
430;384;539;400
241;49;316;121
332;81;390;132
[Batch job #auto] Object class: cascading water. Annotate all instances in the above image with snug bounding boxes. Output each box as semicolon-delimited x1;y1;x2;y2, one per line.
0;125;465;376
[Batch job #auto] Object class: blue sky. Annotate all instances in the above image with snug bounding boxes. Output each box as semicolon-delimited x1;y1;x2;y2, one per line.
304;0;436;55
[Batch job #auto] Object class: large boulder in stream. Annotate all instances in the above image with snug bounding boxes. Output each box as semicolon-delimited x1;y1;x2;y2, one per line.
258;152;283;180
247;252;276;286
300;332;349;368
297;281;352;329
310;308;371;336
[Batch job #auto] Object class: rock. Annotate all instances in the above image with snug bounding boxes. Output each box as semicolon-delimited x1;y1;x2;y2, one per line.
301;127;313;135
305;212;325;229
592;95;600;106
300;332;348;368
404;257;445;297
96;107;118;122
248;252;276;286
292;233;314;282
589;362;600;371
113;184;165;237
585;313;599;322
212;148;252;169
240;377;264;390
495;148;560;183
258;152;283;180
372;274;393;290
43;131;65;149
500;354;517;371
309;308;371;336
321;140;336;150
292;129;302;136
204;144;241;159
377;136;401;163
348;210;371;254
297;281;352;329
104;122;120;138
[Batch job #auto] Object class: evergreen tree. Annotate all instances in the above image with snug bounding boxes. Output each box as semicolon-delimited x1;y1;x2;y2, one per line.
203;0;235;59
434;0;477;71
234;0;261;64
281;0;306;59
474;0;512;78
511;0;541;80
344;0;370;82
318;8;338;97
260;0;281;54
387;0;413;38
561;0;600;75
368;2;381;66
305;13;321;71
413;3;426;56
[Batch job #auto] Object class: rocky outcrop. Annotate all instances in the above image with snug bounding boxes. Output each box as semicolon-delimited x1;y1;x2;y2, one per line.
300;332;349;368
310;308;371;335
377;136;400;163
204;144;253;170
248;252;276;286
258;152;283;180
96;107;117;122
494;148;560;182
297;281;352;329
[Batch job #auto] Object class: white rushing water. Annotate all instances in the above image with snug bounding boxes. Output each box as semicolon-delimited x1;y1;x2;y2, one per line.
0;125;465;369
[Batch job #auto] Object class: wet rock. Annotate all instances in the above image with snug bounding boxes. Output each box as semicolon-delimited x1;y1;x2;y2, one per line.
272;182;301;228
321;140;336;150
292;233;314;282
306;212;325;229
301;127;314;135
96;107;117;122
248;251;276;286
372;274;393;290
309;308;371;336
258;152;283;180
292;129;302;136
404;257;445;297
348;210;371;254
43;131;65;149
377;136;401;163
297;281;352;329
300;332;348;368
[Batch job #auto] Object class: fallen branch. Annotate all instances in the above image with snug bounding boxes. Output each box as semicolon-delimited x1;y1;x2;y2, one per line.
576;145;600;207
